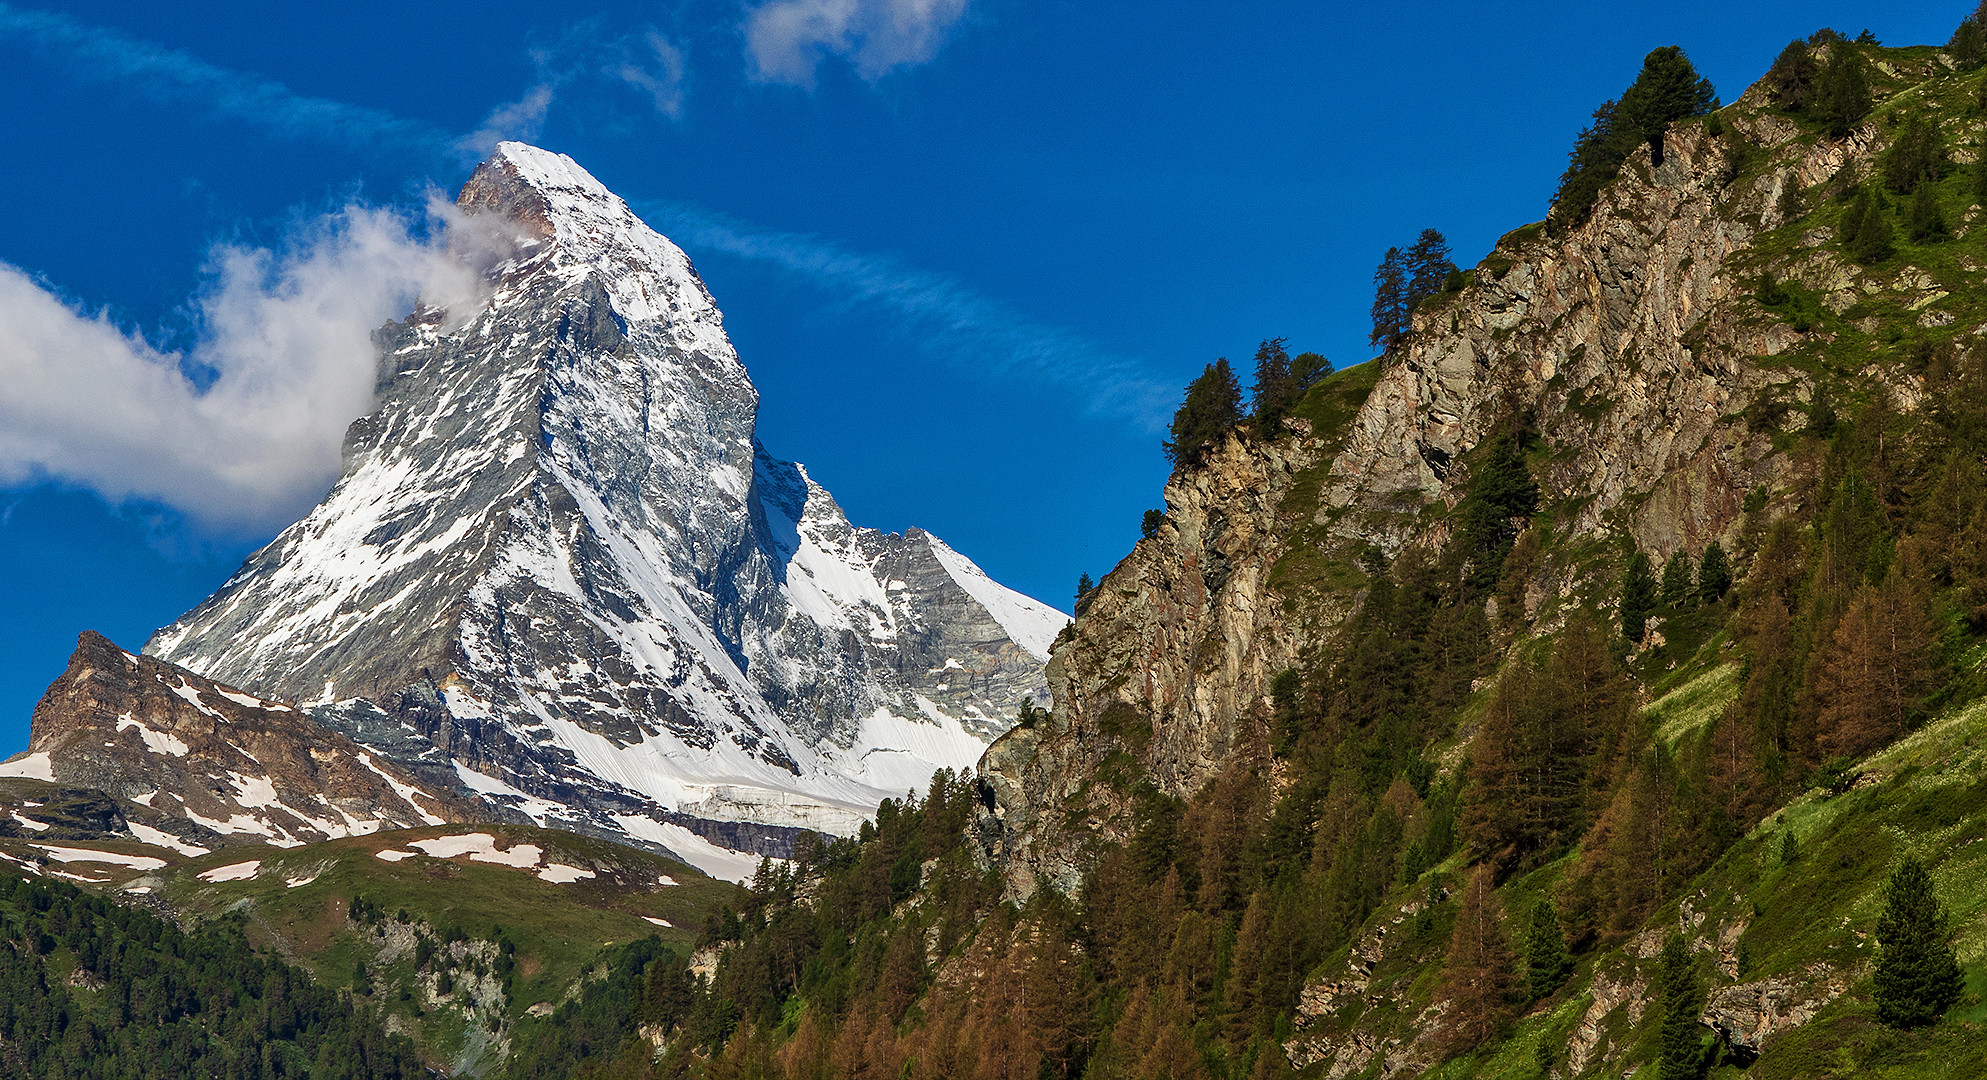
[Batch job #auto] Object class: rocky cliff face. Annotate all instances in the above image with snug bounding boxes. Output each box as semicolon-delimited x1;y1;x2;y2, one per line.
143;143;1064;874
975;56;1952;898
2;632;475;850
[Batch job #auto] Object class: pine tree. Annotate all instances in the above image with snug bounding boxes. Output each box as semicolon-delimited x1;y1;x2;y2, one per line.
1874;856;1965;1028
1883;116;1948;194
1551;99;1633;230
1953;3;1987;70
1524;898;1574;1000
1075;572;1097;614
1551;48;1715;228
1405;229;1458;313
1615;46;1719;166
1249;337;1322;432
1846;189;1895;264
1163;358;1243;467
1656;934;1706;1080
1622;550;1658;643
1814;45;1873;138
1697;541;1733;603
1908;182;1948;244
1436;866;1516;1054
1764;40;1820;109
1370;247;1413;355
1660;551;1695;609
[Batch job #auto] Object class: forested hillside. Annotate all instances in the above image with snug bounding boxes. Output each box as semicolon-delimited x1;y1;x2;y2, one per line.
0;872;424;1078
468;17;1987;1080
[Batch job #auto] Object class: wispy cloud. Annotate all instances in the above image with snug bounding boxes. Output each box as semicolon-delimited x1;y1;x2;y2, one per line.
0;3;452;156
0;200;508;531
458;83;557;160
744;0;971;86
643;200;1174;429
609;31;688;119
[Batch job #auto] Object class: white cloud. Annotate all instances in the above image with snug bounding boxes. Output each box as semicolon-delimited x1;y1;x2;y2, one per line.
610;31;688;119
744;0;970;86
0;201;504;531
643;200;1173;429
458;83;556;160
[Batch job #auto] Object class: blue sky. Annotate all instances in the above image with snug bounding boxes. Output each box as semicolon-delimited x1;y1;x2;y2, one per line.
0;0;1964;751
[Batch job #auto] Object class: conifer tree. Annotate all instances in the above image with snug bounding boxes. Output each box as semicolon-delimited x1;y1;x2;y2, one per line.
1248;338;1327;431
1660;551;1695;609
1405;229;1458;313
1551;48;1715;228
1846;189;1895;264
1370;247;1413;355
1874;856;1965;1028
1883;117;1948;194
1697;541;1733;603
1622;550;1658;642
1436;866;1516;1054
1615;46;1719;167
1164;359;1242;467
1908;182;1948;244
1815;566;1936;759
1075;572;1097;614
1249;337;1291;425
1976;137;1987;208
1656;934;1706;1080
1524;898;1575;1000
1814;45;1872;138
1952;3;1987;70
1764;40;1820;109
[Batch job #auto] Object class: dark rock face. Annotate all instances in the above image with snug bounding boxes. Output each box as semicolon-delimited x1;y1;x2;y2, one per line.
143;143;1065;871
10;632;475;848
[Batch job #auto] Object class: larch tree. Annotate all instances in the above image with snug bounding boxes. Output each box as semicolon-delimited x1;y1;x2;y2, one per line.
1405;229;1457;313
1814;567;1936;760
1436;866;1516;1055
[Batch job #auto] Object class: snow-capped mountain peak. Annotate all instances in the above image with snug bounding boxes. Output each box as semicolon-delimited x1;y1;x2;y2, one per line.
145;142;1064;877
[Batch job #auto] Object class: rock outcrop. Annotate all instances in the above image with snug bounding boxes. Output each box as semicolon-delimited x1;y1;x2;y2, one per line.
4;632;475;848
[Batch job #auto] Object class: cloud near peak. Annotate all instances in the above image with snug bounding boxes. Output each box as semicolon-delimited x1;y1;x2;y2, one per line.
0;201;499;532
744;0;970;86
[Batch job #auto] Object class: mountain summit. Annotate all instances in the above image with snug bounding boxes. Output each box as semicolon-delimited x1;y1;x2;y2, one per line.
144;143;1065;869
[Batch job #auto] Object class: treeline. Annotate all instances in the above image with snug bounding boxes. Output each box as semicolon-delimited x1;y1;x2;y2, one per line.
0;871;423;1079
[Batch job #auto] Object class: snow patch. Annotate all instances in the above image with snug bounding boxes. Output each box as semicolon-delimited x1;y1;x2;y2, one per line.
0;752;55;781
198;860;262;882
10;812;50;832
36;845;167;870
536;864;595;883
126;822;210;857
